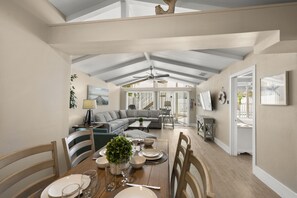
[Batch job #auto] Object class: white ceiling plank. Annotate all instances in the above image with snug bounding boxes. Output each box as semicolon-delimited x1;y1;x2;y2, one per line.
151;55;220;74
116;78;146;86
90;57;146;76
67;0;119;22
72;55;99;63
105;68;148;82
143;52;154;66
192;49;244;61
168;76;197;85
155;67;207;81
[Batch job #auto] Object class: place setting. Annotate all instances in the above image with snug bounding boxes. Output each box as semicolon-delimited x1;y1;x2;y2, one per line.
40;169;99;198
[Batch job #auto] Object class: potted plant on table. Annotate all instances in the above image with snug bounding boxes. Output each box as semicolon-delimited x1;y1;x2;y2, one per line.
106;136;132;175
139;117;143;125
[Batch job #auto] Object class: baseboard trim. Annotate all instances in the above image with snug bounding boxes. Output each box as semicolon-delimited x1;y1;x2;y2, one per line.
214;137;230;154
254;165;297;198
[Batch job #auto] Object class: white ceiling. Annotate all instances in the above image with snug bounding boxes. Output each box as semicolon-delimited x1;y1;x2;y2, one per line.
49;0;297;86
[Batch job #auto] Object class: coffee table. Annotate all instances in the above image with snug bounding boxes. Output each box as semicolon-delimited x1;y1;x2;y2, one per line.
128;121;151;132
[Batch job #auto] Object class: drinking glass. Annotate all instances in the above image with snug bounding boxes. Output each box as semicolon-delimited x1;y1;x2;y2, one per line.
121;162;134;186
61;183;80;198
105;166;116;192
81;169;99;198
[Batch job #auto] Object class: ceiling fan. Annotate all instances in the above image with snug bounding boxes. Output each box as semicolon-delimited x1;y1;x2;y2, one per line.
133;66;170;80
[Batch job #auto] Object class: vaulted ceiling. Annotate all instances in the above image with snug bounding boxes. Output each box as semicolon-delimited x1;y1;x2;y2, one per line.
47;0;297;86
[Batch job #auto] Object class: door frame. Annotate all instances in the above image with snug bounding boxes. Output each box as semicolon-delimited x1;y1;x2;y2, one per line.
229;65;256;169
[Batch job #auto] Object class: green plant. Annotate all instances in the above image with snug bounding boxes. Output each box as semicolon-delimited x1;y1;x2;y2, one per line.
69;74;78;109
106;136;132;164
139;117;143;123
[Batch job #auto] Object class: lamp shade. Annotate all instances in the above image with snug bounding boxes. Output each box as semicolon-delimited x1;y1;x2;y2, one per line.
83;99;97;109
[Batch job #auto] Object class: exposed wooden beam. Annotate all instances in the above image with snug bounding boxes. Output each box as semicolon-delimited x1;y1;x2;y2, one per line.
67;0;119;22
155;67;207;81
89;57;146;77
105;68;148;82
128;0;223;11
121;0;129;18
168;76;198;85
72;55;98;64
192;49;244;61
151;56;220;74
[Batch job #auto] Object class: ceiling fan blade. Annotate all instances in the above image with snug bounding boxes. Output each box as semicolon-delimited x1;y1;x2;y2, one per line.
125;78;148;86
155;74;170;78
157;79;168;84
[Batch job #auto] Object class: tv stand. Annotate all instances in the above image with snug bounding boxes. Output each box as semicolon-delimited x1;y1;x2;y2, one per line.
197;116;215;141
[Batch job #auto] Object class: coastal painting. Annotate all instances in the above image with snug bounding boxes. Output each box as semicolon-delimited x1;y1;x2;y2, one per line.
87;85;109;105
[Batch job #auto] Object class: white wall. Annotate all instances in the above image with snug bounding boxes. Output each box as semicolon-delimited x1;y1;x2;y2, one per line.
0;1;70;195
69;68;120;131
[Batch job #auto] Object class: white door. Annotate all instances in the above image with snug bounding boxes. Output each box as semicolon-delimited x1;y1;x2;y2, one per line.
230;66;256;168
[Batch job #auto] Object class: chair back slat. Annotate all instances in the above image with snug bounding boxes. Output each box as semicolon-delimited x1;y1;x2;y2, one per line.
171;132;191;198
62;129;95;170
0;144;53;169
177;149;215;198
71;150;93;167
0;141;59;197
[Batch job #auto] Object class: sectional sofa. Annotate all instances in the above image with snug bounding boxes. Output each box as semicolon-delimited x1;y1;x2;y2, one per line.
94;109;162;134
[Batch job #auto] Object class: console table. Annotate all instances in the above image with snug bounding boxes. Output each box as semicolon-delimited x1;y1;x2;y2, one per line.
197;116;215;141
72;123;104;131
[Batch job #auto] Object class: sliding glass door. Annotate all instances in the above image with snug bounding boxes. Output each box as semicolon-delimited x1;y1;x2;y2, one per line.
158;91;189;125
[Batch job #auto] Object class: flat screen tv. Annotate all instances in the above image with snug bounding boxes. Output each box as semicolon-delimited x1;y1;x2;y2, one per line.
200;91;213;111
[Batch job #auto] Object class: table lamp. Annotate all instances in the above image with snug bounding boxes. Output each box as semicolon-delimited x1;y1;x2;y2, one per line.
83;99;97;125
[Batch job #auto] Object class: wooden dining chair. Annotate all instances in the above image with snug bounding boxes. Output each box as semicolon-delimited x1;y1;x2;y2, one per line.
171;132;191;198
62;128;95;170
0;141;59;198
176;149;215;198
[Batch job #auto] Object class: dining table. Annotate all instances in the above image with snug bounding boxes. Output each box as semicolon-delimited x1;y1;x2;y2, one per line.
52;139;170;198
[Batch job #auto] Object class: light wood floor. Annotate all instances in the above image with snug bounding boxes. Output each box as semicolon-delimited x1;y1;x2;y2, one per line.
149;126;280;198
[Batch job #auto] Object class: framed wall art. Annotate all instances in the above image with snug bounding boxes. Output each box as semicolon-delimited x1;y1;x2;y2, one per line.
87;85;109;105
260;72;288;105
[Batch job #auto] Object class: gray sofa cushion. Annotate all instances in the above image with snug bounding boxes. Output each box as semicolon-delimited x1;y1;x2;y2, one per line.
120;110;127;118
144;117;159;122
137;110;149;118
114;111;120;119
103;112;113;122
95;113;106;122
109;120;124;131
109;111;118;120
127;110;137;117
149;110;161;118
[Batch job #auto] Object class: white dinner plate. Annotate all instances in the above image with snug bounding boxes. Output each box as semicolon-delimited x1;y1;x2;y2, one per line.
139;151;164;161
115;186;157;198
41;174;90;198
140;149;161;158
99;148;107;156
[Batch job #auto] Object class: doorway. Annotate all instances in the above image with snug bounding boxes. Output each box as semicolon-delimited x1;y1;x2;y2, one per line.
159;91;190;126
230;66;256;168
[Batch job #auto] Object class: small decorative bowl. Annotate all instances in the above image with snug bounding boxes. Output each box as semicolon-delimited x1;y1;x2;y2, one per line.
96;156;109;169
144;138;154;147
129;156;146;169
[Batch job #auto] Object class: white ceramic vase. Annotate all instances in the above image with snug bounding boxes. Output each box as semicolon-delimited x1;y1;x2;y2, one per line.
109;162;129;175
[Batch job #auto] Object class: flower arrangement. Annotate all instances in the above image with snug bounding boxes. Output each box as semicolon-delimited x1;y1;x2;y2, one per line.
139;117;143;123
106;136;132;164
